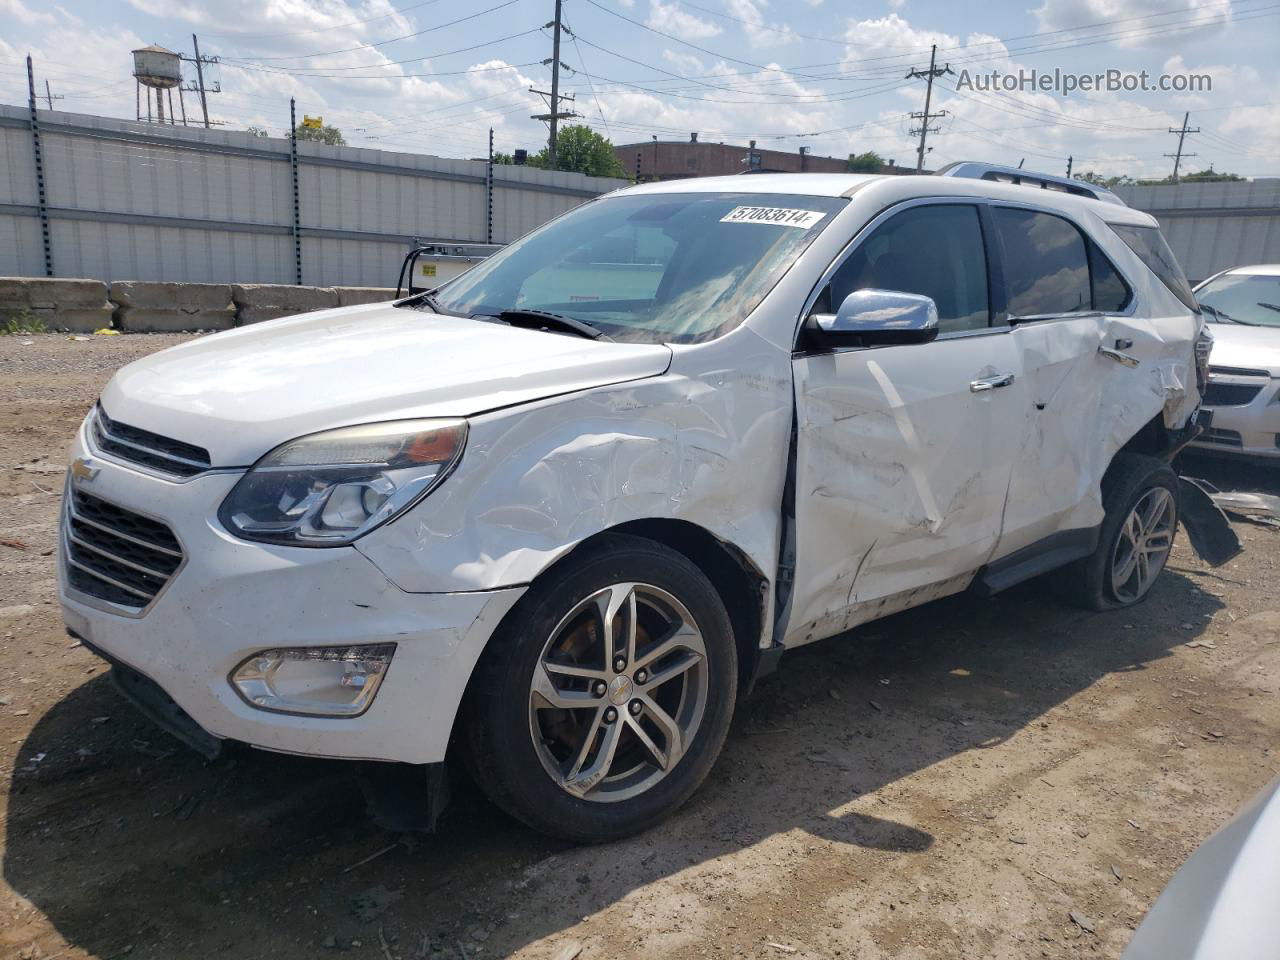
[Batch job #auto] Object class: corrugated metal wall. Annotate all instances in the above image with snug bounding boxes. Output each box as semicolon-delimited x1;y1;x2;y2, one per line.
0;103;627;287
1113;179;1280;283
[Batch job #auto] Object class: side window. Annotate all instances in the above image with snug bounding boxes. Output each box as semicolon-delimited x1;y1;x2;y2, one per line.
826;204;989;334
1110;223;1198;312
1088;241;1131;312
993;207;1091;317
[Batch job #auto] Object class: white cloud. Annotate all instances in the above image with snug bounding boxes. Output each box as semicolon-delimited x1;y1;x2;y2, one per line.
0;0;54;25
1032;0;1233;48
646;0;722;40
725;0;797;48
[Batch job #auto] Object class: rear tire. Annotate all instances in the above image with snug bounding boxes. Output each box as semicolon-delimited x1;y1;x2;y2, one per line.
464;534;737;842
1056;453;1179;611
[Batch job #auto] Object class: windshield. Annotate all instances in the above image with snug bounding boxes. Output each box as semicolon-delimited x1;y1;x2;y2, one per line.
427;192;845;344
1195;273;1280;327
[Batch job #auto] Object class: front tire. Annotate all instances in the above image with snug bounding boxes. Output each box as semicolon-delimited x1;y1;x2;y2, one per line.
464;534;737;842
1057;453;1179;611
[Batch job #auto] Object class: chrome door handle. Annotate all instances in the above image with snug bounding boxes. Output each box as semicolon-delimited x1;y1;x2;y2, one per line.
970;373;1016;392
1098;345;1140;367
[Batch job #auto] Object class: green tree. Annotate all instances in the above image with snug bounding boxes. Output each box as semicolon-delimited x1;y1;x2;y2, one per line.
246;125;271;138
847;150;884;173
294;122;346;146
529;125;626;178
492;151;515;165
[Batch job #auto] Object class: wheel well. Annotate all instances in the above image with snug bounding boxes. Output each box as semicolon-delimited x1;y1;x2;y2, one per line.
1117;413;1170;458
587;518;769;694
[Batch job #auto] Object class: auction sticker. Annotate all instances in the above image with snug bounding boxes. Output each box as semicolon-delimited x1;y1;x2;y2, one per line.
720;206;825;228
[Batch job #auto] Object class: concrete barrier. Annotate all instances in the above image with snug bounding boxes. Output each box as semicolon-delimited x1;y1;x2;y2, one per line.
0;277;113;332
232;283;340;325
333;286;397;307
111;281;236;332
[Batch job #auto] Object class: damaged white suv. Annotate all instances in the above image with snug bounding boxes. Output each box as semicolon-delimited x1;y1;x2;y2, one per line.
59;163;1229;841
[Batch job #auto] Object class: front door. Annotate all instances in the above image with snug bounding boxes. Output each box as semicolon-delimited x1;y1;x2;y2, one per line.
784;202;1024;647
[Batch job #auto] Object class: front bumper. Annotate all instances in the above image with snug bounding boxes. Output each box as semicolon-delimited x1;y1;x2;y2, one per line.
1188;375;1280;459
58;425;523;764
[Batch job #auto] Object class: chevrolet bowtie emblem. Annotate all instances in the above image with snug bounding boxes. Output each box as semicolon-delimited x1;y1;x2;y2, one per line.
70;457;100;482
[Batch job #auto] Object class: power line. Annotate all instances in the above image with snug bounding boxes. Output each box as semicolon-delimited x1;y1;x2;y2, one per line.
226;0;526;62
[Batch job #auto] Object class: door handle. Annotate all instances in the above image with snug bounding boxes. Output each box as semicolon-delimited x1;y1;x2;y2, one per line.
1098;345;1140;367
970;373;1016;392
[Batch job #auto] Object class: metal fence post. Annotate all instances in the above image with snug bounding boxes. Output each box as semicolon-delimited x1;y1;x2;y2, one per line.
289;98;302;285
27;55;53;277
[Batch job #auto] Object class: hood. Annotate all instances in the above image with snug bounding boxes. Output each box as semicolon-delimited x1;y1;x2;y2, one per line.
100;303;672;466
1204;321;1280;375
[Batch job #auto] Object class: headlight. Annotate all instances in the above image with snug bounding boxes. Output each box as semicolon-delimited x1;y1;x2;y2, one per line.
219;419;466;547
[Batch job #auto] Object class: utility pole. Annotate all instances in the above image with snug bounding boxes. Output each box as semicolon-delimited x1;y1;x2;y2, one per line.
43;80;63;111
1066;155;1073;178
289;97;302;285
184;33;216;128
906;44;952;173
530;0;578;168
486;127;494;244
26;55;53;277
1165;111;1199;184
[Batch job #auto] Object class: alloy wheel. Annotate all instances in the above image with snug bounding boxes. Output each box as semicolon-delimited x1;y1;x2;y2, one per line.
1110;486;1175;603
528;582;709;802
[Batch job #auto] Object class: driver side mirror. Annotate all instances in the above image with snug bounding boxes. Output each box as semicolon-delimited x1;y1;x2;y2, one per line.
805;288;940;350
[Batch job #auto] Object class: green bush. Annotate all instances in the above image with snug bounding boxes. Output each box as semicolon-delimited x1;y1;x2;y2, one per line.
2;309;46;335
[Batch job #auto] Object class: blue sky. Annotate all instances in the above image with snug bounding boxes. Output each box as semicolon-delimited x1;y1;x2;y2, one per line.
1;0;1276;178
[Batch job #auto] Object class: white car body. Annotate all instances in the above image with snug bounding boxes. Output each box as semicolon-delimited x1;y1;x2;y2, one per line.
1189;264;1280;459
58;171;1202;772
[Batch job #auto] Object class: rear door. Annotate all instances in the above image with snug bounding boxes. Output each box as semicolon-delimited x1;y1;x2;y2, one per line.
784;200;1027;646
989;204;1138;556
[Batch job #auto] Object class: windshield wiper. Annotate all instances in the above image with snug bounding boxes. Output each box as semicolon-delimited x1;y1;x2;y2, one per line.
490;309;612;341
1258;301;1280;314
1199;302;1255;325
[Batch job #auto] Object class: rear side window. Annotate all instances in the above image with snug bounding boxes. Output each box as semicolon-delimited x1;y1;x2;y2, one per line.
825;204;990;333
1089;242;1131;312
1110;223;1197;312
992;208;1090;317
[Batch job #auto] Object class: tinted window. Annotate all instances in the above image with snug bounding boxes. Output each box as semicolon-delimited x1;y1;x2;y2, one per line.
827;204;989;333
1110;223;1197;312
1089;241;1131;312
993;208;1090;317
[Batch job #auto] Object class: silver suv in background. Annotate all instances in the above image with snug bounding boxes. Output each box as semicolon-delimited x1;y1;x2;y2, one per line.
1189;264;1280;459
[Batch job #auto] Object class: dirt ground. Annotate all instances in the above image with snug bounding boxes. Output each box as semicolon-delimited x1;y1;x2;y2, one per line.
1;332;1277;960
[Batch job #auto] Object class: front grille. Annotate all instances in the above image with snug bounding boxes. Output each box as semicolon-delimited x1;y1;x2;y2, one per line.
64;490;184;609
1202;382;1264;407
1200;427;1243;448
92;406;211;478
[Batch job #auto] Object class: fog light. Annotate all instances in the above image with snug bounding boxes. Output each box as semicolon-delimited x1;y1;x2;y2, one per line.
230;644;396;717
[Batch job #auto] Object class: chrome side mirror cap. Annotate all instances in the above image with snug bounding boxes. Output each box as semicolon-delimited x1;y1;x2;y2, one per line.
806;288;940;348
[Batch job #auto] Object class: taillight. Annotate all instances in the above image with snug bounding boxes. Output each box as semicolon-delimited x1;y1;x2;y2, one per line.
1194;326;1213;393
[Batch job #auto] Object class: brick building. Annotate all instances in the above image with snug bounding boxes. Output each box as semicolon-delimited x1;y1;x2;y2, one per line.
614;135;911;181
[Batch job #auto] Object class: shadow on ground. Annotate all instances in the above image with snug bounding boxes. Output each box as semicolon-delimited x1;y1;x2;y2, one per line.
5;554;1227;958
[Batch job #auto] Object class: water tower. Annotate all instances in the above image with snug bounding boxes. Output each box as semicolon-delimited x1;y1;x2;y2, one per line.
132;44;186;125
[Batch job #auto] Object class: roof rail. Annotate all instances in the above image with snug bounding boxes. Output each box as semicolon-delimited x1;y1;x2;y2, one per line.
935;161;1126;206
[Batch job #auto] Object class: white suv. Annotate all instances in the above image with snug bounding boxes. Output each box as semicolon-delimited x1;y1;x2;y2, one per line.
59;164;1220;841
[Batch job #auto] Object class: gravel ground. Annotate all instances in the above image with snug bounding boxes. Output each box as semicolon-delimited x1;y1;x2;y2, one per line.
1;332;1277;960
